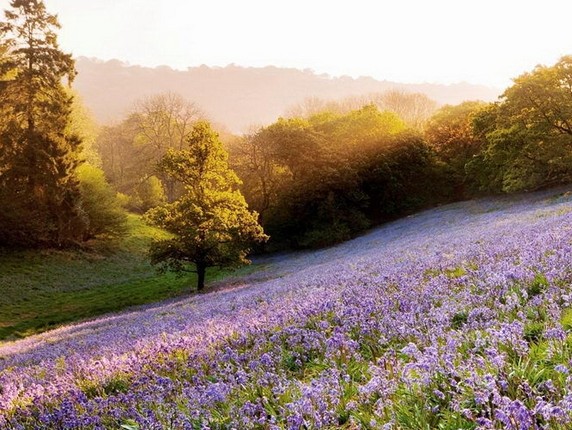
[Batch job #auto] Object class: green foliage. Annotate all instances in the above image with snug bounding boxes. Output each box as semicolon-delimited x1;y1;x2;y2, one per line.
373;90;438;130
288;90;437;130
69;90;101;166
524;321;544;343
527;273;549;298
146;121;268;290
0;0;87;247
231;105;444;249
422;56;572;196
393;384;475;429
137;176;167;211
561;308;572;331
119;421;140;430
76;163;128;239
0;215;252;340
425;101;487;198
357;131;444;222
469;56;572;193
79;372;131;399
96;92;203;203
95;116;143;197
126;176;167;213
309;104;407;146
451;311;469;329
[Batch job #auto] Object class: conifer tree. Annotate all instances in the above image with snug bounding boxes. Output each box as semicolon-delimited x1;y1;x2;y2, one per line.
146;121;268;291
0;0;86;247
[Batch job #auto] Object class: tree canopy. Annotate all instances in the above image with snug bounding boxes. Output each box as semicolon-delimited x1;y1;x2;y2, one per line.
96;92;204;207
0;0;86;247
468;56;572;192
230;105;443;248
418;56;572;196
424;101;486;198
145;121;268;291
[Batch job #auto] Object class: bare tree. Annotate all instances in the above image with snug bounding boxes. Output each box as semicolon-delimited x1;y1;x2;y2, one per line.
284;90;437;130
133;92;204;151
370;90;438;130
132;92;205;200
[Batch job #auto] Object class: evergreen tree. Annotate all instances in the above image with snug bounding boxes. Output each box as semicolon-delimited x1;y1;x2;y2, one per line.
146;121;268;291
0;0;86;247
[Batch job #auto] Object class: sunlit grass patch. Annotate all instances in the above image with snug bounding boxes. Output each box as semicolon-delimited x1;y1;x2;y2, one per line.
0;215;251;341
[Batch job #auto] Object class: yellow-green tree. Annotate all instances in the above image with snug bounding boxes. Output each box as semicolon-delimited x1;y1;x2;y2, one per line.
76;164;127;240
145;121;268;291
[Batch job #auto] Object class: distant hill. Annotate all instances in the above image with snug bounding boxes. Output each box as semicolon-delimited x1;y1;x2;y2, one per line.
74;57;501;132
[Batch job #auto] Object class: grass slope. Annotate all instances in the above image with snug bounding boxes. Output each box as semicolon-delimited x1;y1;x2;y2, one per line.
0;215;237;341
3;189;572;428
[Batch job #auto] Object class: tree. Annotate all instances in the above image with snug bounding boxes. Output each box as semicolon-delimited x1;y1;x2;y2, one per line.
227;129;287;224
128;176;167;213
95;116;143;195
133;92;204;201
69;90;101;166
468;56;572;192
285;90;437;130
133;92;203;152
96;93;204;204
0;0;86;247
231;105;438;249
76;164;127;240
145;121;268;291
370;90;437;130
425;101;486;197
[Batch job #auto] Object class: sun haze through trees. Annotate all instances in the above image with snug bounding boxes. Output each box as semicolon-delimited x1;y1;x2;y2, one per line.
0;0;86;247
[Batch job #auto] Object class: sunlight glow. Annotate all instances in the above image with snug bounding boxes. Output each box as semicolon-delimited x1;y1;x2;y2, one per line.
3;0;572;88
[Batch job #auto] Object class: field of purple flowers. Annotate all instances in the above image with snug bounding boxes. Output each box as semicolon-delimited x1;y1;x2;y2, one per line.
2;188;572;429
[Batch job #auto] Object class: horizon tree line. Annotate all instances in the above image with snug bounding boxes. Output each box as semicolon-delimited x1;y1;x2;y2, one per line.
3;0;572;291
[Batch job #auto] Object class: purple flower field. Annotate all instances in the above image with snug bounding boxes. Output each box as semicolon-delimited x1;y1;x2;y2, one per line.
2;189;572;429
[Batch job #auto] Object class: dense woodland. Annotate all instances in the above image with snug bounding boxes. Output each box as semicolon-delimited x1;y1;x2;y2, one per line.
2;0;572;264
93;54;572;251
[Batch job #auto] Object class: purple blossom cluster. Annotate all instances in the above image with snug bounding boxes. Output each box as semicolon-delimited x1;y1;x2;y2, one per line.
2;189;572;429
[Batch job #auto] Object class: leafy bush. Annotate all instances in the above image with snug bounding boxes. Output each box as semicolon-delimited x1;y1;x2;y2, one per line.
137;176;167;211
124;176;167;213
77;164;128;239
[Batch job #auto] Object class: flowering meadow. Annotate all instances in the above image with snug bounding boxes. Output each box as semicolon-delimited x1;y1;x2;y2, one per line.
2;189;572;429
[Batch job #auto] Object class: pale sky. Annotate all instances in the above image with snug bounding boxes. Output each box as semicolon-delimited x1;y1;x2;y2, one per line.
3;0;572;88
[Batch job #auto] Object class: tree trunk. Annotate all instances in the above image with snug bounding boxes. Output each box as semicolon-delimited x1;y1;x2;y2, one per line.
196;263;206;291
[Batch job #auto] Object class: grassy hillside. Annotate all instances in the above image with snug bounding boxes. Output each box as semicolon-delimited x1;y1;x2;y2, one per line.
2;189;572;428
0;215;239;341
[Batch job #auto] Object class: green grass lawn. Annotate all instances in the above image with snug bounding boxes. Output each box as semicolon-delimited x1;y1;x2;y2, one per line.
0;215;246;341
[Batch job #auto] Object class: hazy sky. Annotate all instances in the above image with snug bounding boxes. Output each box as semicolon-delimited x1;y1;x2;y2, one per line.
3;0;572;88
